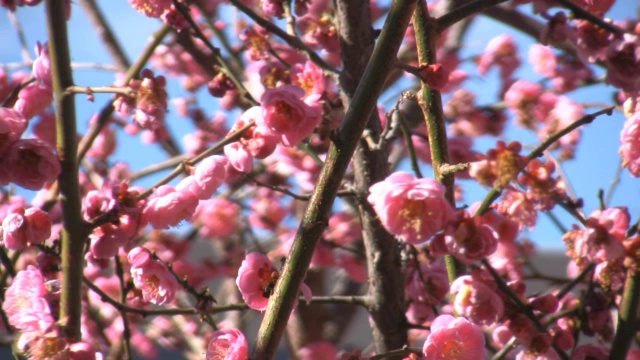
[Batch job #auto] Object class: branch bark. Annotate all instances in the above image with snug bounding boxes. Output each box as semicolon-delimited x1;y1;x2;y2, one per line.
253;0;418;357
45;0;85;341
335;0;407;353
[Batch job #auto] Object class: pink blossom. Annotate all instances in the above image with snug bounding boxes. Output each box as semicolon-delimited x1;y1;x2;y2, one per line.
419;63;450;91
477;35;520;83
206;328;249;360
298;341;337;360
225;107;278;172
444;211;498;264
423;314;485;359
2;207;51;250
620;113;640;177
261;0;284;18
574;19;611;63
13;82;53;120
5;139;61;191
2;213;29;250
182;155;228;199
0;107;28;154
129;247;179;305
569;208;629;264
496;190;538;230
258;85;322;147
529;44;556;78
2;265;54;333
224;142;254;173
335;254;366;283
367;172;455;244
89;215;140;259
236;252;280;311
143;185;199;229
236;252;312;311
32;42;52;87
115;69;168;130
605;34;640;93
129;0;172;17
450;275;504;325
69;342;102;360
504;80;544;129
325;212;362;245
292;61;327;95
248;189;287;230
196;198;241;238
540;96;584;160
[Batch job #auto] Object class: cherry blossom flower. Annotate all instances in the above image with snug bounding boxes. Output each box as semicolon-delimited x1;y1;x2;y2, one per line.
0;107;28;155
224;107;278;172
368;172;455;244
195;198;241;238
477;35;520;84
298;341;337;360
292;61;327;95
405;261;449;323
5;139;61;191
177;155;228;199
422;314;485;359
115;69;168;130
566;207;629;266
129;0;172;17
142;185;199;229
129;247;179;305
450;274;504;326
529;44;556;78
248;189;287;231
206;328;249;360
258;85;322;147
236;252;311;311
620;113;640;177
444;211;499;264
3;265;55;338
32;42;52;87
2;207;51;250
605;34;640;93
13;82;53;120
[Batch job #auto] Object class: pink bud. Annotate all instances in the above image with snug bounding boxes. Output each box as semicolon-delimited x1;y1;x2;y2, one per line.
5;139;61;191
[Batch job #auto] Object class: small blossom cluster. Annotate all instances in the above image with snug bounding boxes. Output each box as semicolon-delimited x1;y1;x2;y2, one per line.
128;247;179;305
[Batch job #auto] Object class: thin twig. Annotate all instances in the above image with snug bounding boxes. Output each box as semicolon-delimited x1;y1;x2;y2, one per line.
554;0;625;35
436;0;508;32
474;107;615;217
7;11;32;63
114;257;133;360
172;0;258;106
227;0;339;76
78;0;131;72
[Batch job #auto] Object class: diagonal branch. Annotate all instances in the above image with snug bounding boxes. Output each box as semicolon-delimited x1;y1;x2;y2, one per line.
253;0;418;357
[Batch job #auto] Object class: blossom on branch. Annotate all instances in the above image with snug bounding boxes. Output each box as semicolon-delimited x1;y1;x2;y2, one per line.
368;172;455;244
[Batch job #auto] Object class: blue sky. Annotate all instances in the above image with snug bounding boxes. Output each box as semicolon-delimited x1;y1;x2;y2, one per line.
0;0;638;250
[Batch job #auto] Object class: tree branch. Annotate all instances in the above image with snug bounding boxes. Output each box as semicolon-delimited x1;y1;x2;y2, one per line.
45;0;85;341
253;0;418;356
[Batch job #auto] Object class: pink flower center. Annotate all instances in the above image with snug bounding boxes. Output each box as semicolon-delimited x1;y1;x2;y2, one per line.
269;101;295;132
399;199;426;235
442;338;463;359
145;274;161;293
